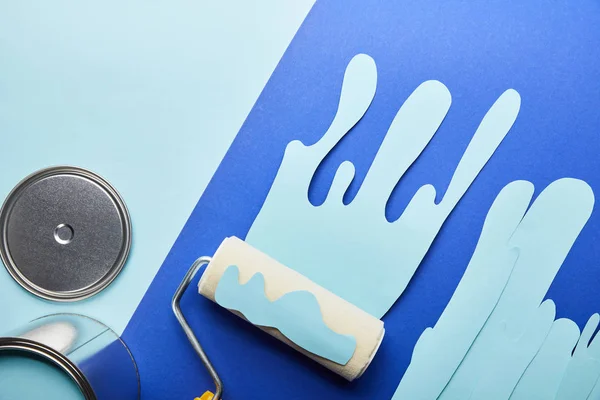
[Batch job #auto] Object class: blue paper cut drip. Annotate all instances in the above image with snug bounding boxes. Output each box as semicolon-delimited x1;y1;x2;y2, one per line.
392;178;599;400
552;313;600;400
215;265;357;365
246;53;521;319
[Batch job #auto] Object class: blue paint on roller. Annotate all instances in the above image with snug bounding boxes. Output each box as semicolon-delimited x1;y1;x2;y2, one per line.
215;265;357;365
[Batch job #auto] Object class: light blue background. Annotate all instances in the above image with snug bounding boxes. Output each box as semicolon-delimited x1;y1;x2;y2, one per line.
0;355;82;399
0;0;314;335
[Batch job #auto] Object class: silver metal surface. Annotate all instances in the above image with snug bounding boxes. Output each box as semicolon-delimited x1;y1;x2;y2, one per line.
172;256;223;400
0;314;140;400
0;166;131;301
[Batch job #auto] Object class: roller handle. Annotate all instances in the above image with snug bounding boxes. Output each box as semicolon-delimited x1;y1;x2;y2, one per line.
172;256;224;400
196;391;217;400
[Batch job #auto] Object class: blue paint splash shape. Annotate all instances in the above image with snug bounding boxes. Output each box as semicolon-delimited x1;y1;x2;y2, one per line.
392;178;598;400
246;53;521;318
215;265;357;365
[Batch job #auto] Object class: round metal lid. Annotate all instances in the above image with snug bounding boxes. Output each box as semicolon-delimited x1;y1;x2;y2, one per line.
0;166;131;302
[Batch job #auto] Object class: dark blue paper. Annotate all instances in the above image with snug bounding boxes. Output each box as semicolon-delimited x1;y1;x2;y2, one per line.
123;1;600;398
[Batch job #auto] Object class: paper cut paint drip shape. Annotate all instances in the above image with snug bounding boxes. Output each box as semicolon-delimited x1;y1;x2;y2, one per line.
215;265;357;365
393;178;600;400
246;53;522;318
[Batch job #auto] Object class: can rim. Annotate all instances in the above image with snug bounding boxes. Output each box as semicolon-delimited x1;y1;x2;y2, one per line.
0;336;97;400
0;166;132;302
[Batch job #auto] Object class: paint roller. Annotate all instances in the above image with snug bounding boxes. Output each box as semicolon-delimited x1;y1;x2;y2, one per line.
172;236;385;400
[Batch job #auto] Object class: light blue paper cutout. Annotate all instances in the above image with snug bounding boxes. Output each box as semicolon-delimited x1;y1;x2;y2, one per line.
588;363;600;399
392;178;595;400
554;314;600;399
394;181;533;399
440;179;593;400
464;300;555;400
510;318;580;400
215;265;357;365
246;53;521;318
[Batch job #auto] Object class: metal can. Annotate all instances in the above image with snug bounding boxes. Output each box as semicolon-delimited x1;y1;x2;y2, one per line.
0;314;140;400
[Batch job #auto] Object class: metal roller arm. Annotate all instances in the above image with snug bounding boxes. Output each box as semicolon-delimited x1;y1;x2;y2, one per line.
172;256;223;400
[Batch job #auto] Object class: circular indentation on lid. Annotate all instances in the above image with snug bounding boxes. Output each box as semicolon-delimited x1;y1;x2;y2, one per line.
0;166;132;302
54;224;75;245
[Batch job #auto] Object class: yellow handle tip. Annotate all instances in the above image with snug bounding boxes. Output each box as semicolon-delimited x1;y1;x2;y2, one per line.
196;391;215;400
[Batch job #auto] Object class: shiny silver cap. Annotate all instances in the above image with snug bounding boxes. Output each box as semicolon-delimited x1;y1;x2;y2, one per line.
0;166;131;301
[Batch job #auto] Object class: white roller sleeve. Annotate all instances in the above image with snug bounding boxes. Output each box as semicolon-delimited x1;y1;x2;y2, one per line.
198;236;385;381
